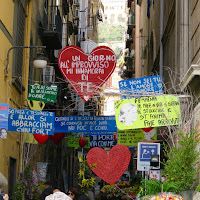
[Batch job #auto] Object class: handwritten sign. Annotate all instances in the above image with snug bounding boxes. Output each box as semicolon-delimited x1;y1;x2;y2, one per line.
58;45;116;102
119;75;163;99
67;136;90;148
115;95;181;130
8;108;55;135
90;134;116;148
118;128;157;146
28;85;58;103
54;116;117;133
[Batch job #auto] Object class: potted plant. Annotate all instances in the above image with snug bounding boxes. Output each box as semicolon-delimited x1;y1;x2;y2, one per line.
163;130;200;200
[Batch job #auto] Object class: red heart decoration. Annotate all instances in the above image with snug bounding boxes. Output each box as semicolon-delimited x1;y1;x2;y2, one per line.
87;144;131;185
142;127;154;132
34;134;49;144
50;132;65;144
58;45;116;102
79;138;87;148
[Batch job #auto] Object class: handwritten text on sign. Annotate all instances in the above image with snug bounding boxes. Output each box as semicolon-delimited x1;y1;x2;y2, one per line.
117;128;157;146
90;135;116;148
8;108;55;135
67;136;90;148
58;46;116;102
119;75;163;99
115;95;181;130
54;116;117;133
28;85;58;103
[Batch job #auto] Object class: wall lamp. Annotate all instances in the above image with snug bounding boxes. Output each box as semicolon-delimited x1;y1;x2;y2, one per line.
5;46;47;74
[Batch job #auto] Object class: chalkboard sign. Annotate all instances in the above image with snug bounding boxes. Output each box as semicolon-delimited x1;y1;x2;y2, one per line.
90;134;116;148
8;108;55;135
28;85;58;103
119;75;163;99
54;116;117;133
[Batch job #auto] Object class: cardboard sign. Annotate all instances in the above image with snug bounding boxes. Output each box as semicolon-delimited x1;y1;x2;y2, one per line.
137;142;160;171
115;95;181;130
67;136;90;148
8;108;55;135
58;45;116;102
0;103;9;139
118;128;157;146
119;75;163;99
54;116;117;133
28;85;58;103
90;134;116;148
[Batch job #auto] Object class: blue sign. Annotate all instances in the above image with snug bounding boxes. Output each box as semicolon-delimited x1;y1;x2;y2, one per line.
0;104;9;139
54;116;117;133
119;75;163;99
90;134;116;148
8;108;55;135
140;143;159;162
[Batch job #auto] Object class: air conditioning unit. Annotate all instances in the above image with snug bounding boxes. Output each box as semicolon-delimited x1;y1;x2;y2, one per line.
74;8;79;20
42;66;55;85
73;0;79;7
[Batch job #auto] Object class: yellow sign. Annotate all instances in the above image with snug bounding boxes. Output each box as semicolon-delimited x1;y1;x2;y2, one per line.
118;128;157;146
23;133;38;144
115;95;181;130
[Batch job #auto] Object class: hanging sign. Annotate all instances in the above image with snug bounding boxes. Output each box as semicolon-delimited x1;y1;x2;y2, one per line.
54;116;117;133
8;108;55;135
28;85;58;103
115;95;181;130
118;128;157;146
58;45;116;102
67;136;90;148
119;75;163;99
90;134;116;148
0;103;9;139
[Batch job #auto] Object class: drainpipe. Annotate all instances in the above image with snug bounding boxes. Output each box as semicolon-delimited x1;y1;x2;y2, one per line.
160;0;164;80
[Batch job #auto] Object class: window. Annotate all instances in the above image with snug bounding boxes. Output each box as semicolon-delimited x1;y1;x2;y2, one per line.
13;1;26;78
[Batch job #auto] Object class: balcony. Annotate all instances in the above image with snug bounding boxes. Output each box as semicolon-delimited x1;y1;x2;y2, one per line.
42;6;62;49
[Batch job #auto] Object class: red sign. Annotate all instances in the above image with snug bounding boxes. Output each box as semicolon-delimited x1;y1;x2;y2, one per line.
58;45;116;102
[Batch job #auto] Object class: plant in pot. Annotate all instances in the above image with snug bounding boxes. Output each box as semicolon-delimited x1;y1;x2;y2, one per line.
162;130;200;199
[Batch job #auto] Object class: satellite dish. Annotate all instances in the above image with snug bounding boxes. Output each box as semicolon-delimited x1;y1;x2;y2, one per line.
81;39;98;54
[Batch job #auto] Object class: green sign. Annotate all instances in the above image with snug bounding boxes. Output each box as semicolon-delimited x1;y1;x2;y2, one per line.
28;85;58;103
67;136;90;148
115;95;181;130
118;128;157;146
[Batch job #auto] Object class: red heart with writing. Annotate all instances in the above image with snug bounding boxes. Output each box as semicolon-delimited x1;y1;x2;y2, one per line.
34;134;49;144
142;127;154;132
50;132;65;144
58;45;116;102
87;144;131;185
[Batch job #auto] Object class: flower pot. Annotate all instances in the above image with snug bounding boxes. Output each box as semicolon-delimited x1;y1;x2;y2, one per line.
180;190;194;200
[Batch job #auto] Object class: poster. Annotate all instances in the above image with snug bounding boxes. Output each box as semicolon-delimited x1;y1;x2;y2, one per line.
117;128;157;146
23;133;38;144
28;85;58;103
54;116;117;133
0;103;9;139
119;75;163;99
115;95;181;130
58;46;116;102
37;162;48;181
137;142;160;171
67;136;90;148
8;108;55;135
90;134;116;148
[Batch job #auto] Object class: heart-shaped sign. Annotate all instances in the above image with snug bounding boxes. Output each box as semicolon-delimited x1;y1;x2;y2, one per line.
34;134;49;144
87;144;131;185
50;132;65;144
58;45;116;102
142;127;154;132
